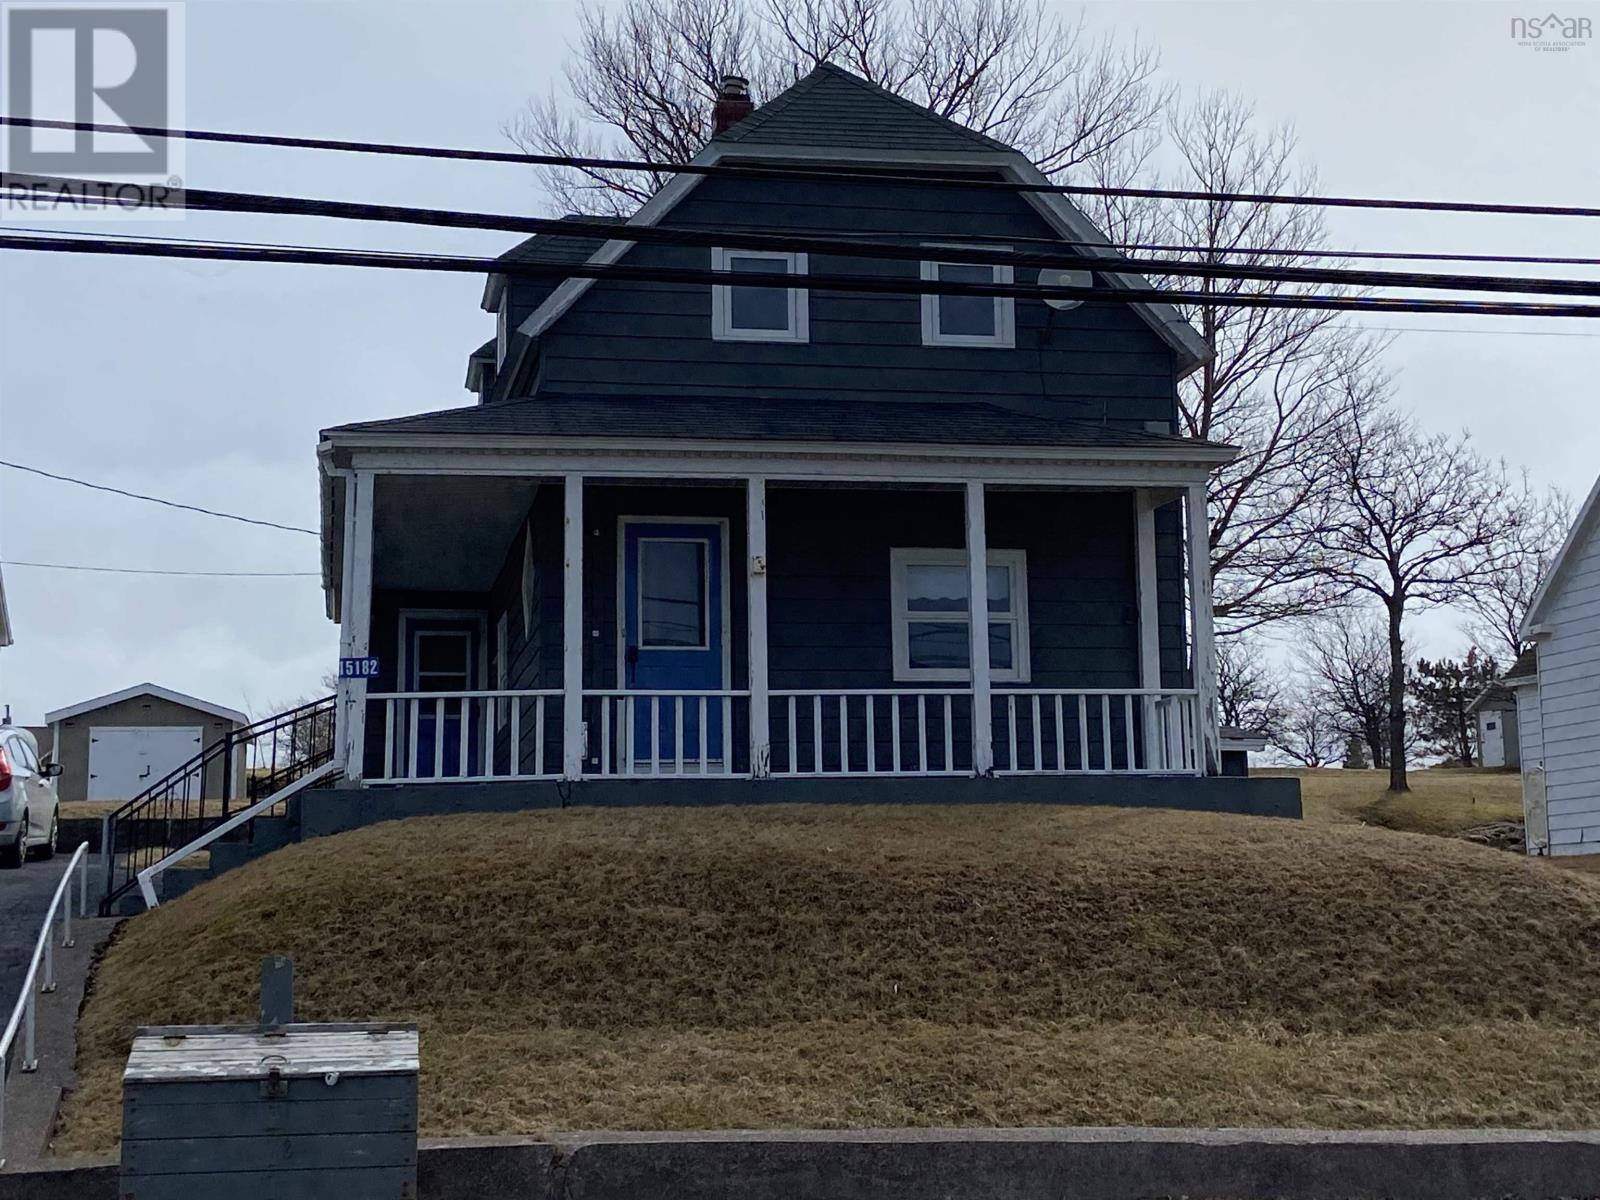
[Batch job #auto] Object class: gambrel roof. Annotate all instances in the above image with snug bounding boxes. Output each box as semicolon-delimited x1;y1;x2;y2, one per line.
488;62;1211;380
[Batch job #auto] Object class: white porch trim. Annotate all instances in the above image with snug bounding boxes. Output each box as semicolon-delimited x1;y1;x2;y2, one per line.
965;481;995;776
1135;491;1164;758
562;472;585;780
746;478;771;777
337;468;375;782
1185;484;1221;774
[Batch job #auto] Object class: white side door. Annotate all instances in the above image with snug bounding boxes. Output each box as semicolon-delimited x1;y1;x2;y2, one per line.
87;726;204;801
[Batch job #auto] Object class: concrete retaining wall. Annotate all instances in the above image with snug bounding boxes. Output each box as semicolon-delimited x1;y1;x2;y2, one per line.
303;774;1301;840
12;1127;1600;1200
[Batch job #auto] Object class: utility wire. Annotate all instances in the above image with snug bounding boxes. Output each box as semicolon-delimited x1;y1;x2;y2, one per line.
8;229;1600;318
1;560;317;577
4;113;1600;218
0;459;318;535
6;174;1600;300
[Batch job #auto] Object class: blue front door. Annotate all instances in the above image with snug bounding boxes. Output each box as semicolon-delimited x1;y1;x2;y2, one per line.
622;521;725;766
404;615;483;778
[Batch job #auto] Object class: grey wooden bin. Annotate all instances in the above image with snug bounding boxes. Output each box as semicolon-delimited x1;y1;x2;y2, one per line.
120;1022;419;1200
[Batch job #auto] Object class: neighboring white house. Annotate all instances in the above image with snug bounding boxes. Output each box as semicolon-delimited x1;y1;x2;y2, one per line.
1518;474;1600;856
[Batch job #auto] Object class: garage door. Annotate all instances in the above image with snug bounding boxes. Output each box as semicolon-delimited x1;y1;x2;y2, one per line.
88;726;204;802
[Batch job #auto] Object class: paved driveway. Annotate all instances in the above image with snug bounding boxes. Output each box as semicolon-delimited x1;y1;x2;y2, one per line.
0;855;79;1017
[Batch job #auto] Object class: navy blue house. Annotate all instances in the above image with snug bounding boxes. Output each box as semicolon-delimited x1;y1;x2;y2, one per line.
317;66;1293;814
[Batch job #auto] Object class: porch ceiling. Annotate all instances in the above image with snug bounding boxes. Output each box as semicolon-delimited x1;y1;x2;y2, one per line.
371;475;536;593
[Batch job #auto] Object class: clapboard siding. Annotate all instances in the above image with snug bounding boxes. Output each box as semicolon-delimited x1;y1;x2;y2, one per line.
513;173;1180;426
1531;511;1600;847
1517;686;1544;766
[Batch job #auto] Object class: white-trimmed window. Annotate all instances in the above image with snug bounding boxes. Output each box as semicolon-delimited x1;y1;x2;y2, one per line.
889;548;1030;682
496;294;509;366
920;255;1015;347
712;248;809;342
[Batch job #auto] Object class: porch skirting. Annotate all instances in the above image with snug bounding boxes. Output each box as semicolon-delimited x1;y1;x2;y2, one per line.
300;775;1301;841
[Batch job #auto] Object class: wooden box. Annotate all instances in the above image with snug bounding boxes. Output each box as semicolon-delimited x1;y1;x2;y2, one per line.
120;1022;419;1199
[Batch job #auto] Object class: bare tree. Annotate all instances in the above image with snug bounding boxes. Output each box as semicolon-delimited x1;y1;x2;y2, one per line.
508;0;1167;215
1298;608;1392;770
1154;92;1390;634
1273;686;1341;768
1215;635;1285;737
1316;405;1529;792
1458;484;1572;663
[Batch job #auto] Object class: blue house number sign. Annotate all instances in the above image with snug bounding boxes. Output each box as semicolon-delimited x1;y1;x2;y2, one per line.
339;657;381;679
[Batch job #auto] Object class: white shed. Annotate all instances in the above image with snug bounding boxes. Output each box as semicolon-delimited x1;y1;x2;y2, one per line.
1519;474;1600;855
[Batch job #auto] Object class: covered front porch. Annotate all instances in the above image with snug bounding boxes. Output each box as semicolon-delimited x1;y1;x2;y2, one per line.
322;439;1225;792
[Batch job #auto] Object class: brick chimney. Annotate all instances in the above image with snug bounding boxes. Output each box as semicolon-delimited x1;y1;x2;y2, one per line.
712;74;754;134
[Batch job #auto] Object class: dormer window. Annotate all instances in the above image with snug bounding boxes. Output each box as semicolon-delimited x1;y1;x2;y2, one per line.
712;248;809;343
496;295;509;366
921;254;1015;348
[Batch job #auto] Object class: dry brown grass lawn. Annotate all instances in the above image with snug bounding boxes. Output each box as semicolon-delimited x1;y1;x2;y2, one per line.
58;803;1600;1152
1263;767;1523;834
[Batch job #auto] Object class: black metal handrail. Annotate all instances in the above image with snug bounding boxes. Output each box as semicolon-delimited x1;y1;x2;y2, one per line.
99;695;337;914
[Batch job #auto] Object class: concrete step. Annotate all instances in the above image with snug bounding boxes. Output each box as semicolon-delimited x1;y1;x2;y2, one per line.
157;865;213;901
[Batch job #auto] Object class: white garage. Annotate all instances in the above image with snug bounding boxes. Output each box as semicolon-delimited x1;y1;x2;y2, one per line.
43;684;248;805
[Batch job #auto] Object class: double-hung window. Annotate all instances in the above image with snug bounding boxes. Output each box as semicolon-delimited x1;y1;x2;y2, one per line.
712;248;809;342
889;548;1030;682
920;253;1015;347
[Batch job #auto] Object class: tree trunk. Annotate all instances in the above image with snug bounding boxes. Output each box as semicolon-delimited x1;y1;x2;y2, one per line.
1386;599;1409;792
1363;715;1387;769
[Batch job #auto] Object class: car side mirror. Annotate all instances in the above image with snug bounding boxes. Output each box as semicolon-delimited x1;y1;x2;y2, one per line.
44;762;63;779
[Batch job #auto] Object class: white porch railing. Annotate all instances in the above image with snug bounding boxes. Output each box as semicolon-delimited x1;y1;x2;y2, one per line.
364;687;1199;782
368;690;562;782
583;690;751;776
769;689;973;776
990;689;1199;774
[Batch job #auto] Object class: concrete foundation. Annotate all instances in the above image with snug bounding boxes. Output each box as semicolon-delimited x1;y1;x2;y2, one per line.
13;1127;1600;1200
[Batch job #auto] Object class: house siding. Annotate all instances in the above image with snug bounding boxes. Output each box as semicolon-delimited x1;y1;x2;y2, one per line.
511;174;1180;430
1531;520;1600;853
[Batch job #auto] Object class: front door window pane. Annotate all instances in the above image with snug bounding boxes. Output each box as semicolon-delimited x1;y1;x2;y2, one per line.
641;540;707;647
415;633;471;692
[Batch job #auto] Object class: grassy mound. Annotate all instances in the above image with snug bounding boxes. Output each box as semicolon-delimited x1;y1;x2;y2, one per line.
59;804;1600;1150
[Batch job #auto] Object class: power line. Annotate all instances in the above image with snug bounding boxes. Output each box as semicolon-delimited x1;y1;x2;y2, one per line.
8;228;1600;318
1;560;317;577
4;112;1600;219
7;174;1600;301
0;459;318;535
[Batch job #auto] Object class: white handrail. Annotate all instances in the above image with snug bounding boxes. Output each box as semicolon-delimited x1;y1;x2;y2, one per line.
135;761;340;910
0;842;91;1168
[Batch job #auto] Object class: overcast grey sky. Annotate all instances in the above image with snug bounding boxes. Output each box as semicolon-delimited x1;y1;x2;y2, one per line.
1;0;1596;724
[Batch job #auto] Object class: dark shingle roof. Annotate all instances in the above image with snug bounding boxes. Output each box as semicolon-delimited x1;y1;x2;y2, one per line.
495;214;626;269
1503;648;1539;682
716;63;1011;155
326;394;1228;453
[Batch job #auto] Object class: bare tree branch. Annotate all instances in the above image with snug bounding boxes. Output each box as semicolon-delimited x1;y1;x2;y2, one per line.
1457;482;1573;663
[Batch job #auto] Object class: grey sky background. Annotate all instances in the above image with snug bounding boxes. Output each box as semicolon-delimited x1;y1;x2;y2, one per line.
1;0;1596;724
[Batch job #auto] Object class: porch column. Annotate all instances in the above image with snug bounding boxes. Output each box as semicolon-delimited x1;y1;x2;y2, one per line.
1134;492;1164;768
337;468;375;783
746;477;771;777
965;481;994;776
1185;483;1221;774
562;472;585;780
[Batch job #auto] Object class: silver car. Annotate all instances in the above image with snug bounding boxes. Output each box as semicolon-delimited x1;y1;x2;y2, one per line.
0;727;60;868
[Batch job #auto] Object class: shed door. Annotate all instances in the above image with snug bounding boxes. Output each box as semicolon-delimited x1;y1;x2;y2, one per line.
87;726;203;801
1481;714;1505;769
